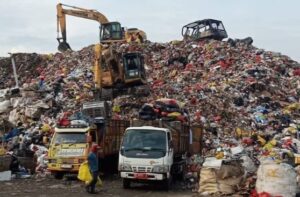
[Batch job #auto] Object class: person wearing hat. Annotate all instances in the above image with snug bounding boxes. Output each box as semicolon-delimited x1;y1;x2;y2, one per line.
85;144;100;194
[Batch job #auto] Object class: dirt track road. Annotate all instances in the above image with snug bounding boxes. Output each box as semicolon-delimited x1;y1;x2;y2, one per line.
0;176;195;197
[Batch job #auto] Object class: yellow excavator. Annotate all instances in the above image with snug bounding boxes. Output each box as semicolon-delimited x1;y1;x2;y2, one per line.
56;3;148;99
56;3;147;52
93;44;148;99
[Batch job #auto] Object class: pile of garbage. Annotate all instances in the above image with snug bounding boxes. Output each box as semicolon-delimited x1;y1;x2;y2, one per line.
1;40;300;130
0;37;300;194
0;47;95;179
137;98;188;122
195;140;300;196
0;53;44;89
0;119;51;180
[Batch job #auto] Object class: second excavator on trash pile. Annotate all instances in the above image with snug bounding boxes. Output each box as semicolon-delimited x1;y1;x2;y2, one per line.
56;3;149;100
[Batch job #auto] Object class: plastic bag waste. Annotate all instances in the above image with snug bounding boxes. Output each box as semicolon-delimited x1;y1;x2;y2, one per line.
77;161;102;187
77;162;92;182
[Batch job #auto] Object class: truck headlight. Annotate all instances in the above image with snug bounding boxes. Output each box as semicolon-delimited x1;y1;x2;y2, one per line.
119;164;132;171
152;165;169;173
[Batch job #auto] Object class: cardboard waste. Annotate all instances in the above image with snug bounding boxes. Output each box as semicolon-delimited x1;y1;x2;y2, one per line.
0;37;300;195
199;158;244;195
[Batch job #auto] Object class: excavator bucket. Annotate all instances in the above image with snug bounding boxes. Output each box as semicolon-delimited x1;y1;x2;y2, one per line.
57;39;72;52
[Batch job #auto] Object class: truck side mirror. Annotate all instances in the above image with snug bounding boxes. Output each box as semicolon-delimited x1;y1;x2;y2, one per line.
169;140;174;149
120;146;125;154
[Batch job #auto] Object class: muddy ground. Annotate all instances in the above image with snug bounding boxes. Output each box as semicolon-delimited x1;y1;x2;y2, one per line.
0;175;196;197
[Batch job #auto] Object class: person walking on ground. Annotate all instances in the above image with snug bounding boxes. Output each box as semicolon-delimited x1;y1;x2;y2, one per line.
86;144;100;194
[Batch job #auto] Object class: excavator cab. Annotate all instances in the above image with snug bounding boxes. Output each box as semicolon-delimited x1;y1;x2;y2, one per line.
100;22;123;42
123;53;146;85
182;19;228;41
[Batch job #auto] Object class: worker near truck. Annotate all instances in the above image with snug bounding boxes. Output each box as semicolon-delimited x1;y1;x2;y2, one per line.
85;144;100;194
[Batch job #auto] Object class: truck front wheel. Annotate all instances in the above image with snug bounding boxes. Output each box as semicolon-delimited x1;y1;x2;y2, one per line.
162;177;172;191
123;178;131;189
53;172;64;179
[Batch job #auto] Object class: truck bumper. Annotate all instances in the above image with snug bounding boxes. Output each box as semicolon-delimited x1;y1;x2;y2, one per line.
48;163;81;172
120;172;165;180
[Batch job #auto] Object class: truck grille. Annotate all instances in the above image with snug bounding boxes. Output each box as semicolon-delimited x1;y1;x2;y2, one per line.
132;166;152;172
60;159;76;164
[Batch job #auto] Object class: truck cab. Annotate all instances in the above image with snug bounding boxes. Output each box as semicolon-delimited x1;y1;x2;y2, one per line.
119;126;173;189
47;101;109;178
118;118;193;190
47;124;95;179
48;101;129;178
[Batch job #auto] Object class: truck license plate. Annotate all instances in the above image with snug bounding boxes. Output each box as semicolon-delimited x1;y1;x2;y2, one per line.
134;173;147;179
61;164;72;169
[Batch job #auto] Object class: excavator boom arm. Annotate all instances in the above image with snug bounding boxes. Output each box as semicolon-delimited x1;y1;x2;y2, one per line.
57;4;109;23
56;3;109;51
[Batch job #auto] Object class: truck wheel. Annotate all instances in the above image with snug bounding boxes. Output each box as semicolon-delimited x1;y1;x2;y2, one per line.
54;172;64;179
123;178;131;189
162;177;172;191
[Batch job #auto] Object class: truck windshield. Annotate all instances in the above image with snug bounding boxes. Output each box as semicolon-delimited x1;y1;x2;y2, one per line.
121;129;166;158
53;132;86;144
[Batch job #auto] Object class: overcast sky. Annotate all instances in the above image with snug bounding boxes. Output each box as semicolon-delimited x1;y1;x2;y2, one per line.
1;0;299;62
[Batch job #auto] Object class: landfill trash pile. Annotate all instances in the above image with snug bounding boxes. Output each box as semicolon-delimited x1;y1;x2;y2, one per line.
0;38;300;195
0;53;45;89
1;40;300;130
0;46;95;179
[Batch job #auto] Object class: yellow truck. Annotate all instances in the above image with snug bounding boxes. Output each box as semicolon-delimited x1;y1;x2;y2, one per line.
47;125;90;178
47;101;129;179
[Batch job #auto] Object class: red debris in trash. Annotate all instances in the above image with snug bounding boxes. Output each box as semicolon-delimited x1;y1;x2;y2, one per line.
293;68;300;76
255;55;262;63
190;97;197;105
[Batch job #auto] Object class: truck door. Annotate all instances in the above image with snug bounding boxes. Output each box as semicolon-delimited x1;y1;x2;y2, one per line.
166;131;174;167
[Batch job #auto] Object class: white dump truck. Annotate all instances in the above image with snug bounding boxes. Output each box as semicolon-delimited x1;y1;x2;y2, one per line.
118;120;196;190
